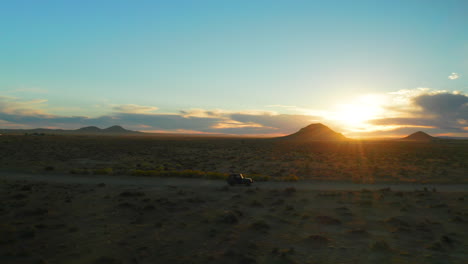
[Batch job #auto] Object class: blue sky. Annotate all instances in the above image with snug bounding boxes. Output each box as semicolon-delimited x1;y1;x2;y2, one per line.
1;0;467;137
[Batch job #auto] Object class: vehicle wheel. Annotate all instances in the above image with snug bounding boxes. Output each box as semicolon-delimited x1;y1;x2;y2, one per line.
245;182;251;186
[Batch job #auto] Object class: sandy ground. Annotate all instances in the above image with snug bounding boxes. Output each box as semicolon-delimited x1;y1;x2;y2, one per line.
1;172;467;264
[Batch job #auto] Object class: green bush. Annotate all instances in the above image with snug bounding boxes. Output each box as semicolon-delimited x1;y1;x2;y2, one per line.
93;167;113;175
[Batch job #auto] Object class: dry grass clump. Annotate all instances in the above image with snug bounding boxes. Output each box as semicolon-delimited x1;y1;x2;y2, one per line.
93;256;122;264
250;220;270;231
271;247;296;257
43;166;54;171
217;210;240;224
248;174;271;181
119;191;145;197
249;200;263;207
370;240;391;251
93;167;113;175
304;234;331;245
279;174;299;182
131;169;227;180
69;168;90;175
283;187;296;195
347;228;368;235
315;215;342;225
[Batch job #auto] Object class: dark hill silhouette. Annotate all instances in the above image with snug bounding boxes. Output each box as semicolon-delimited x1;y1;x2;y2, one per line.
402;131;435;141
102;125;138;134
278;123;347;141
0;125;141;135
76;126;101;133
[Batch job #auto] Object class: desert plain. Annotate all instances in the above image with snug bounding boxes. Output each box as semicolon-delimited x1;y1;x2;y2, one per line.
0;134;467;264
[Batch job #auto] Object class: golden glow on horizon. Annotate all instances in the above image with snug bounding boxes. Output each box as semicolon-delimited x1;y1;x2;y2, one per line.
325;94;386;130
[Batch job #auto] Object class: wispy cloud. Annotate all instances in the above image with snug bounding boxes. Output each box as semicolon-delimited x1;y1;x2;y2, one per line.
448;72;460;80
1;89;467;137
211;120;266;129
112;104;159;114
179;109;228;118
0;96;51;116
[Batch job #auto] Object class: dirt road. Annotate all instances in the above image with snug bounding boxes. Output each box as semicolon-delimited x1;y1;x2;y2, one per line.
1;171;466;192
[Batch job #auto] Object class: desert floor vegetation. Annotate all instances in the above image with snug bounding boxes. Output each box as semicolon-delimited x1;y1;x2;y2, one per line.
0;135;466;183
0;176;466;264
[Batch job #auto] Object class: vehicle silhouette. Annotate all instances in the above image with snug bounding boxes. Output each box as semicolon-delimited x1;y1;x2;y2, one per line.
227;173;253;186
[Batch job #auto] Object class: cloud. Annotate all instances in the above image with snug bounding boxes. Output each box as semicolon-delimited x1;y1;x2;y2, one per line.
211;120;265;129
179;109;228;118
229;113;321;133
448;72;460;80
369;117;437;127
0;96;50;116
112;104;159;114
2;89;467;137
0;96;318;135
369;89;468;133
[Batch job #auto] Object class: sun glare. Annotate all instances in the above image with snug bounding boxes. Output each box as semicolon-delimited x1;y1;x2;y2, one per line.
327;94;386;129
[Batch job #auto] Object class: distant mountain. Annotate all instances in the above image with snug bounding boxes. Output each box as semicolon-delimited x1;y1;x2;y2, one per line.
76;126;101;133
0;125;141;135
401;131;435;141
102;125;133;134
278;123;347;141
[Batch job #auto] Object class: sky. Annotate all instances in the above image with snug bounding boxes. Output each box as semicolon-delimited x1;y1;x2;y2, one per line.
1;0;467;137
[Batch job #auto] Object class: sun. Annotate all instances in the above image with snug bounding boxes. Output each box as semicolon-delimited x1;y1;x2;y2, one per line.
327;94;386;129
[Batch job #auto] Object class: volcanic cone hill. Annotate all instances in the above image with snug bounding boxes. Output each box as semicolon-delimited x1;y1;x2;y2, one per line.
75;126;102;133
0;125;141;135
102;125;138;134
402;131;435;141
278;123;347;141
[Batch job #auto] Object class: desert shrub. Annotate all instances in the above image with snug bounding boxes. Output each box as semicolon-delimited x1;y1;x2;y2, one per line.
305;235;330;244
131;169;227;179
44;166;54;171
250;200;263;207
135;162;159;170
69;168;89;175
358;200;373;207
119;191;145;197
131;169;161;177
93;167;113;175
249;174;271;181
315;215;342;225
278;248;295;257
217;210;239;224
250;220;270;231
370;240;391;251
279;174;299;182
93;256;121;264
203;171;228;180
171;170;206;178
284;187;296;195
347;228;368;235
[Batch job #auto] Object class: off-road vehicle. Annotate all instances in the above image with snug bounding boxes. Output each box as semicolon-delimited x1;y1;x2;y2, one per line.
227;173;253;186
